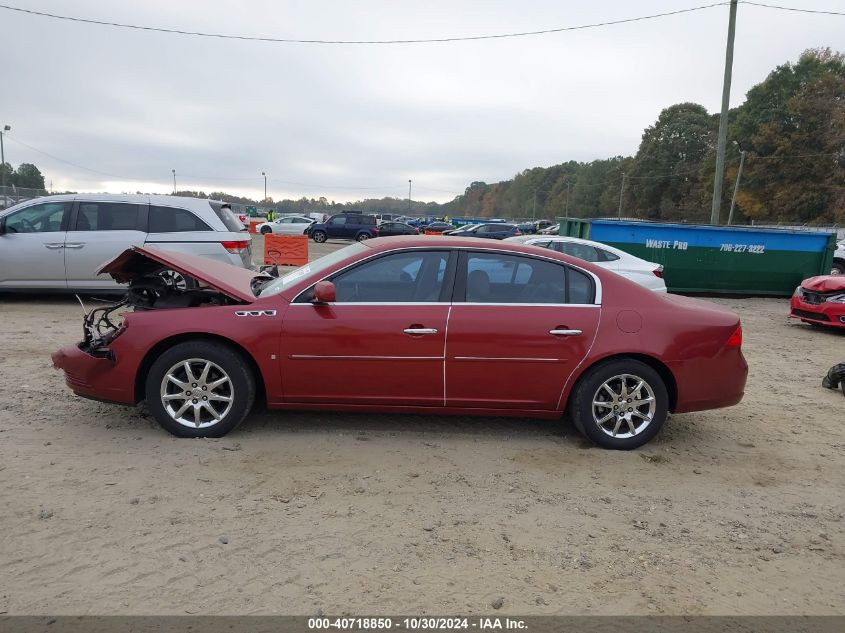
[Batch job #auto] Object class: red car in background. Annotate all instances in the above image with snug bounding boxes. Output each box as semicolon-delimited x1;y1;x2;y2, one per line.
52;237;747;450
789;275;845;329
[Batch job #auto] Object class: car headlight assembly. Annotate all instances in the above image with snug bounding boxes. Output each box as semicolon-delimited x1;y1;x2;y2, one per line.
794;286;803;297
825;293;845;304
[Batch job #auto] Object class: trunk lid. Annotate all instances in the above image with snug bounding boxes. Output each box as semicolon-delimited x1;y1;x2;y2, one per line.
98;246;258;303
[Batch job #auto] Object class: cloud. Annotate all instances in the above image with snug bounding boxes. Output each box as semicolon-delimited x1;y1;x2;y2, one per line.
3;0;843;202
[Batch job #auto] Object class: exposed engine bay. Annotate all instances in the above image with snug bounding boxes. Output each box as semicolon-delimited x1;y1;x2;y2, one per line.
80;267;248;354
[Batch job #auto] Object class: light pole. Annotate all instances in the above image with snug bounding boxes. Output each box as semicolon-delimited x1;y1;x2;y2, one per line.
408;179;412;213
617;172;626;219
1;124;10;209
171;169;176;194
262;172;267;202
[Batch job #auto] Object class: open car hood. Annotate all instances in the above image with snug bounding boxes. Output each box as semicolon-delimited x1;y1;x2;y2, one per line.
801;275;845;293
99;246;258;303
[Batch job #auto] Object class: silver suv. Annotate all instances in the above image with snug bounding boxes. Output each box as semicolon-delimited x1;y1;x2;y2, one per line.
0;194;252;292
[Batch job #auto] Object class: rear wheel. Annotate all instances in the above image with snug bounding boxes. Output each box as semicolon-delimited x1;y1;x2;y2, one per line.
356;232;371;242
312;230;327;243
145;341;255;438
832;261;844;275
569;359;668;450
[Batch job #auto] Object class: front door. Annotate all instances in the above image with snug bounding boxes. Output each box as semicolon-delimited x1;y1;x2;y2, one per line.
63;200;148;290
280;250;453;406
445;251;600;410
0;200;71;289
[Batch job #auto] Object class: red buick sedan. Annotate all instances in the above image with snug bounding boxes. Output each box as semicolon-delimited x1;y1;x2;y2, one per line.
52;237;747;449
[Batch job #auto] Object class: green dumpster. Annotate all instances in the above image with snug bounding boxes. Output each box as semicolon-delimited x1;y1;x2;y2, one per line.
555;218;836;296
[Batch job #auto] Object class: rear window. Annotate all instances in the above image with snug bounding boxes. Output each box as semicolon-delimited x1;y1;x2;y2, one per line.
149;206;212;233
209;201;246;232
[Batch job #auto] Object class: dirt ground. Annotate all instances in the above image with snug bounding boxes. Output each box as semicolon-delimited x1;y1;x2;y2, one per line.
1;236;844;615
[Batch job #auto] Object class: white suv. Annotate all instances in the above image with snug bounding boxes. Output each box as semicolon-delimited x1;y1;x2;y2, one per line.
0;194;252;292
833;240;844;275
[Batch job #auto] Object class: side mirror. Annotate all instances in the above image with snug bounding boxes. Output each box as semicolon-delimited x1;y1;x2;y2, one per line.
312;280;336;304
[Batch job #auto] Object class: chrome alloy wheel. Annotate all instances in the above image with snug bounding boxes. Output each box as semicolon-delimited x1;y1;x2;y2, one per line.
160;358;234;429
591;374;657;439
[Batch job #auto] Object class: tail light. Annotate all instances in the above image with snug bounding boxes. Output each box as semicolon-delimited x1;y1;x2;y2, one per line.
221;240;250;254
414;228;420;234
238;214;247;224
514;229;522;235
653;265;664;278
373;227;380;236
725;325;742;348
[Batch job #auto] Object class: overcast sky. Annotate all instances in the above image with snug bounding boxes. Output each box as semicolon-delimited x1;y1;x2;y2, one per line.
2;0;843;202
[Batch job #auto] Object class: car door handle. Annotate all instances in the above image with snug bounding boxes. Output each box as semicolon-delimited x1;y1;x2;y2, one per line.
403;327;439;335
64;243;85;249
549;328;582;336
44;243;64;249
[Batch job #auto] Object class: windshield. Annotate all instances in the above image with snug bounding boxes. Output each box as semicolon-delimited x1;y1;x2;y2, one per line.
258;242;369;297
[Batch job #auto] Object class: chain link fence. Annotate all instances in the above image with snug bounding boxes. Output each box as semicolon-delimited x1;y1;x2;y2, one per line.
0;186;50;210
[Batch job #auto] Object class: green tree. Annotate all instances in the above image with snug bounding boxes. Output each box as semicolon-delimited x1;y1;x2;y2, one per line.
13;163;45;189
729;48;845;223
627;103;715;220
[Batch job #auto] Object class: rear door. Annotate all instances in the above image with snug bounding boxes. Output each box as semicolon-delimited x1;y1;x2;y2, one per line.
0;200;72;289
63;198;148;290
445;250;600;410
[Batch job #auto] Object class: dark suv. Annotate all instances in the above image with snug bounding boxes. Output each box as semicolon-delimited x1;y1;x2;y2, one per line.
308;213;379;243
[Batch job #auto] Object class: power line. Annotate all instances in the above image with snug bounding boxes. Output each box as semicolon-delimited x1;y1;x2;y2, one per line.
740;1;845;17
0;2;729;45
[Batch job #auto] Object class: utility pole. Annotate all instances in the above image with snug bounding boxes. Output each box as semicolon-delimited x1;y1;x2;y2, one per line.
617;172;626;219
564;181;571;219
262;171;267;201
1;124;10;209
710;0;739;225
532;188;537;220
408;179;412;213
171;169;176;194
727;150;746;226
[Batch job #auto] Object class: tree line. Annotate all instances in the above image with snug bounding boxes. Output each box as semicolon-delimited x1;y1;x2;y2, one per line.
443;48;844;225
0;162;46;190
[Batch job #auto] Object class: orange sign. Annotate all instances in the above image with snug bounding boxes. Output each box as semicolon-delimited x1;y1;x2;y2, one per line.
264;234;309;267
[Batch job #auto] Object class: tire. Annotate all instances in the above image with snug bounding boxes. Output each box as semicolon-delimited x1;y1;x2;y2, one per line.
569;358;668;450
312;230;327;243
832;261;844;275
145;340;256;438
158;269;197;291
260;226;272;235
356;232;371;242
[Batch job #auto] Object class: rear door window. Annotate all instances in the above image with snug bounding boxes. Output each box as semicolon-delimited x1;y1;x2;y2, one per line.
74;202;142;231
149;205;212;232
460;252;594;304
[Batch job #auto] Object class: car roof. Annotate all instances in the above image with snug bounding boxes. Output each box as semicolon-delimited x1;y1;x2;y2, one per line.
1;193;228;211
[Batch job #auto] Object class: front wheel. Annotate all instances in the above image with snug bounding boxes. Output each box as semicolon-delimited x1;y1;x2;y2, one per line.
260;226;272;235
312;230;327;243
832;262;844;275
569;359;668;450
145;341;256;438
